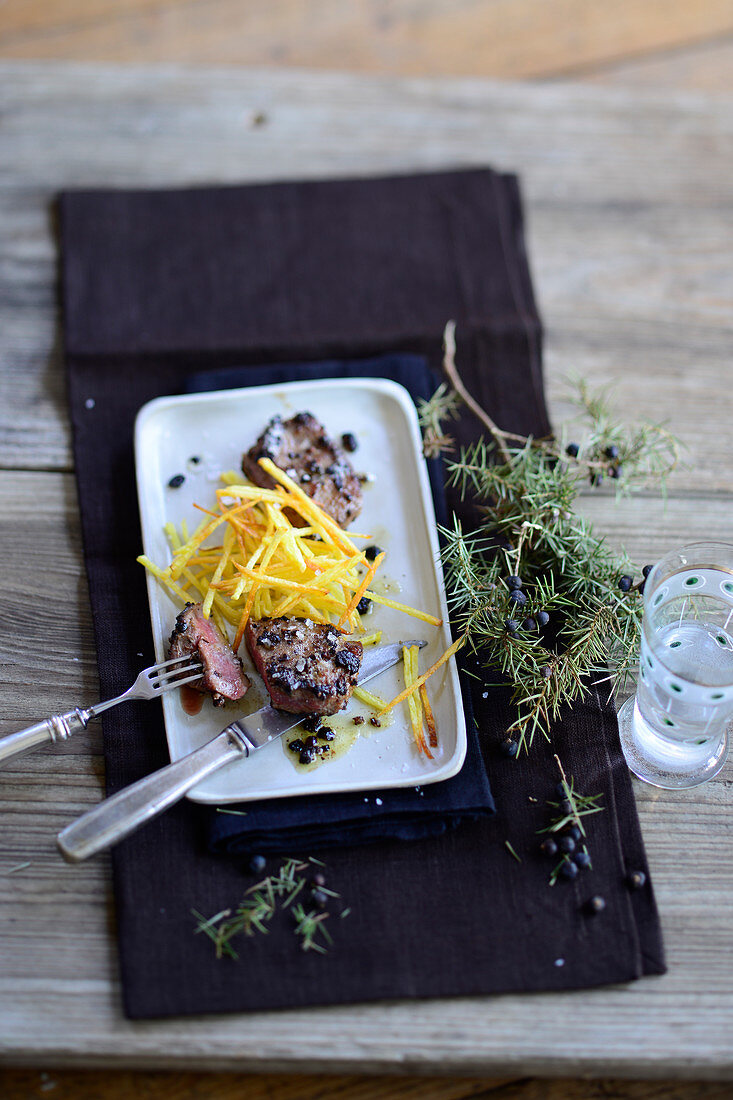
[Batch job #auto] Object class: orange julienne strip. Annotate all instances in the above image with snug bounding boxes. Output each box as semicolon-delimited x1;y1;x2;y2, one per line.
337;551;385;628
232;582;260;652
271;489;358;555
169;503;250;578
380;635;466;714
257;458;358;554
231;564;329;595
419;683;438;749
363;590;442;626
404;645;433;759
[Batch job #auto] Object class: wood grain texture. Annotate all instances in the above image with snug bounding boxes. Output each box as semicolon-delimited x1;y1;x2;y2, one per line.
0;62;732;1082
4;1068;733;1100
585;36;733;93
0;0;732;84
1;64;731;478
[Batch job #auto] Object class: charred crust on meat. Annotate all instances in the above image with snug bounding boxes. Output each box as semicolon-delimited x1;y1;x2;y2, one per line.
334;648;360;676
245;615;363;715
242;412;363;528
168;601;195;642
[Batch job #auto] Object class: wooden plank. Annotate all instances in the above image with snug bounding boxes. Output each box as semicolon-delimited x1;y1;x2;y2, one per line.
0;0;732;82
2;1068;732;1100
0;63;731;477
0;63;732;1079
0;474;731;1077
584;37;733;94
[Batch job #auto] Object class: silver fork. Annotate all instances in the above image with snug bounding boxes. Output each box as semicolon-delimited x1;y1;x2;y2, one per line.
0;655;203;766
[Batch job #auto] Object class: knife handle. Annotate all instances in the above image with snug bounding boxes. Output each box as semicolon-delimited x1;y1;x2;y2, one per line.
56;729;247;863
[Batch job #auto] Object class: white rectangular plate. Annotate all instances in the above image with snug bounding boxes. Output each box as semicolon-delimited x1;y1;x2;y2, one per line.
134;377;467;803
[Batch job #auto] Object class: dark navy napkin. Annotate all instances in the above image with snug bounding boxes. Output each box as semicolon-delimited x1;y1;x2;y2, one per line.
187;354;496;855
60;169;664;1019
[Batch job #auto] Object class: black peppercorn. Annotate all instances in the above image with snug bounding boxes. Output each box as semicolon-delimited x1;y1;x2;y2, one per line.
302;715;325;734
364;545;383;561
167;473;185;489
341;432;358;452
356;596;372;615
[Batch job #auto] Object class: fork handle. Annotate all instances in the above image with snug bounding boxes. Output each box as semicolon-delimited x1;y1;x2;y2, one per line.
0;710;89;766
57;729;247;862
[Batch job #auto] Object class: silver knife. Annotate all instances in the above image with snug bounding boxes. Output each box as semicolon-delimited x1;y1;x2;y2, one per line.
57;640;426;863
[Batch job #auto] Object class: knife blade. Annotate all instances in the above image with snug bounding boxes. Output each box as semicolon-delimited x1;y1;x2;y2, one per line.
57;640;426;863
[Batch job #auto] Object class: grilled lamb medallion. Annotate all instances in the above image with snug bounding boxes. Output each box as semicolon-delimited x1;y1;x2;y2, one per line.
242;411;363;528
168;602;250;707
245;616;363;716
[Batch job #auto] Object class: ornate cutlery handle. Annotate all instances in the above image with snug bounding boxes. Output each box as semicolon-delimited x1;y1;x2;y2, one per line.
0;710;89;766
56;728;248;862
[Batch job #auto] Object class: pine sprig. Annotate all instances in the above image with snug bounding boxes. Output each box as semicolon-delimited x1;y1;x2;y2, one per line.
567;377;680;493
541;760;604;884
292;904;333;953
192;857;338;960
416;383;462;457
434;321;679;751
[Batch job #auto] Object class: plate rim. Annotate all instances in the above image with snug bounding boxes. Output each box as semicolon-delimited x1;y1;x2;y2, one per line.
134;375;468;803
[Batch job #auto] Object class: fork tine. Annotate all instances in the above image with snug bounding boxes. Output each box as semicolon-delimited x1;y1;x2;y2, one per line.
151;654;203;672
149;662;202;688
154;671;205;693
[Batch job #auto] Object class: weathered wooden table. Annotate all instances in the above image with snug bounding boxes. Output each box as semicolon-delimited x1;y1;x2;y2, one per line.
1;60;731;1079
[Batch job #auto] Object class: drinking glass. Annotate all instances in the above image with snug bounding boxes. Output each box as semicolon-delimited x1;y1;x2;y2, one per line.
617;541;733;788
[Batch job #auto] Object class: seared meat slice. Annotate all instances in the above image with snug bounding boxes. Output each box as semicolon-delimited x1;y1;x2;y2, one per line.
168;602;250;707
245;616;363;716
242;411;363;528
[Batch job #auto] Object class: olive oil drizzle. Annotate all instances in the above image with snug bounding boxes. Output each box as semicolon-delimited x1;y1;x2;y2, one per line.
284;705;394;771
